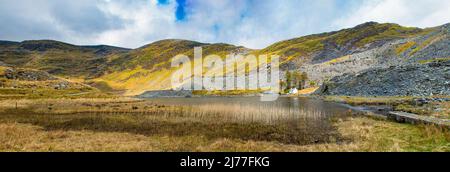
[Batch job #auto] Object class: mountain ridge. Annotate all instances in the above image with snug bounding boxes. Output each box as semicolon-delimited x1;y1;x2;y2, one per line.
1;21;449;96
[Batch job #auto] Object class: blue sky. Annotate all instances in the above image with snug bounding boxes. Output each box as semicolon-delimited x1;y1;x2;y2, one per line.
0;0;449;49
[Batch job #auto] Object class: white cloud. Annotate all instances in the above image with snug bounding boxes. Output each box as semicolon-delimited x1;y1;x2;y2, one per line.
93;0;178;48
1;0;449;49
333;0;450;29
0;0;125;44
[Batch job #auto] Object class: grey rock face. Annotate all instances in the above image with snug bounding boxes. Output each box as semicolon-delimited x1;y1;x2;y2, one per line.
294;24;450;97
318;60;450;96
300;39;405;84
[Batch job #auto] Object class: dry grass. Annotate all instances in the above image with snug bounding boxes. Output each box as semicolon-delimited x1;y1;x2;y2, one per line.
323;96;415;106
0;98;343;146
395;101;450;119
1;116;448;152
0;122;214;152
199;117;450;152
0;88;113;99
297;87;319;95
0;98;448;152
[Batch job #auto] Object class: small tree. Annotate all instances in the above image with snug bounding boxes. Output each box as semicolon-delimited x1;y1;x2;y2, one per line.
285;71;309;90
309;80;316;87
280;80;286;92
291;71;302;90
285;71;292;89
301;72;308;89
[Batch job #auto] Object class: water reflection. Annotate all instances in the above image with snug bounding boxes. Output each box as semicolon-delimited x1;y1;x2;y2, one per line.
135;97;354;144
144;97;350;123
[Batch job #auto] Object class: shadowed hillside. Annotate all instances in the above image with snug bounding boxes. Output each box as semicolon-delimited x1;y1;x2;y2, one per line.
0;40;130;78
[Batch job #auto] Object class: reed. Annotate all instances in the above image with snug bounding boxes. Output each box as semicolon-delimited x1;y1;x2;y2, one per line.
0;98;342;145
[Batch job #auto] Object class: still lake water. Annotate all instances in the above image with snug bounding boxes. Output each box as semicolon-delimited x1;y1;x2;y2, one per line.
143;97;352;122
142;97;354;144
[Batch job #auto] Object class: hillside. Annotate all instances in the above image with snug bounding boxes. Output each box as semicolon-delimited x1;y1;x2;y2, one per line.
0;40;130;78
93;39;250;95
0;65;107;99
1;22;449;96
306;23;450;96
286;23;449;86
318;60;450;96
259;22;426;65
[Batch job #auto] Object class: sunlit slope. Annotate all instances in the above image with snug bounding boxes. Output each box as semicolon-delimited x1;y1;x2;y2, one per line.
258;22;429;65
94;39;251;95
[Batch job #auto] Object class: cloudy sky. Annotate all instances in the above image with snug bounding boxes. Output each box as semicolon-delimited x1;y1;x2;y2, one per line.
1;0;449;49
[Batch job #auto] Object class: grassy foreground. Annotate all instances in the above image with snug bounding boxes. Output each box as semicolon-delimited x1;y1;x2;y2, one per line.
0;98;448;152
0;116;448;152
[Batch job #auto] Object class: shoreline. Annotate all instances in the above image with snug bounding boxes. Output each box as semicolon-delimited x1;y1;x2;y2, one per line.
317;95;450;128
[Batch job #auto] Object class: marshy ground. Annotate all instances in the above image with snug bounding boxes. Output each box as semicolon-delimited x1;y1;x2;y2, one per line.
0;98;449;152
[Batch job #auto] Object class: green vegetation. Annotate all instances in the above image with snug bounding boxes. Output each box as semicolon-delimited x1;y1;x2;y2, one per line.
99;40;249;93
259;34;327;63
344;23;423;47
410;34;445;56
109;39;204;72
259;22;428;65
396;41;416;55
108;40;245;72
284;71;309;91
324;96;450;119
395;102;450;119
418;57;450;64
0;88;111;99
324;96;416;106
330;117;449;152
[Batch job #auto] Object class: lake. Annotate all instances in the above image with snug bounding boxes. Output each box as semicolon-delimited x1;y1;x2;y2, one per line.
140;97;354;144
0;97;355;145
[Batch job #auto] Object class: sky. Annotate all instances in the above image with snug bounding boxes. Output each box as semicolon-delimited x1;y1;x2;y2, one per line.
0;0;449;49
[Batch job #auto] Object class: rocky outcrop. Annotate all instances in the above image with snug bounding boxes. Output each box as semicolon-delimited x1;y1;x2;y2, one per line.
300;39;404;84
0;67;92;90
318;60;450;96
4;68;56;81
